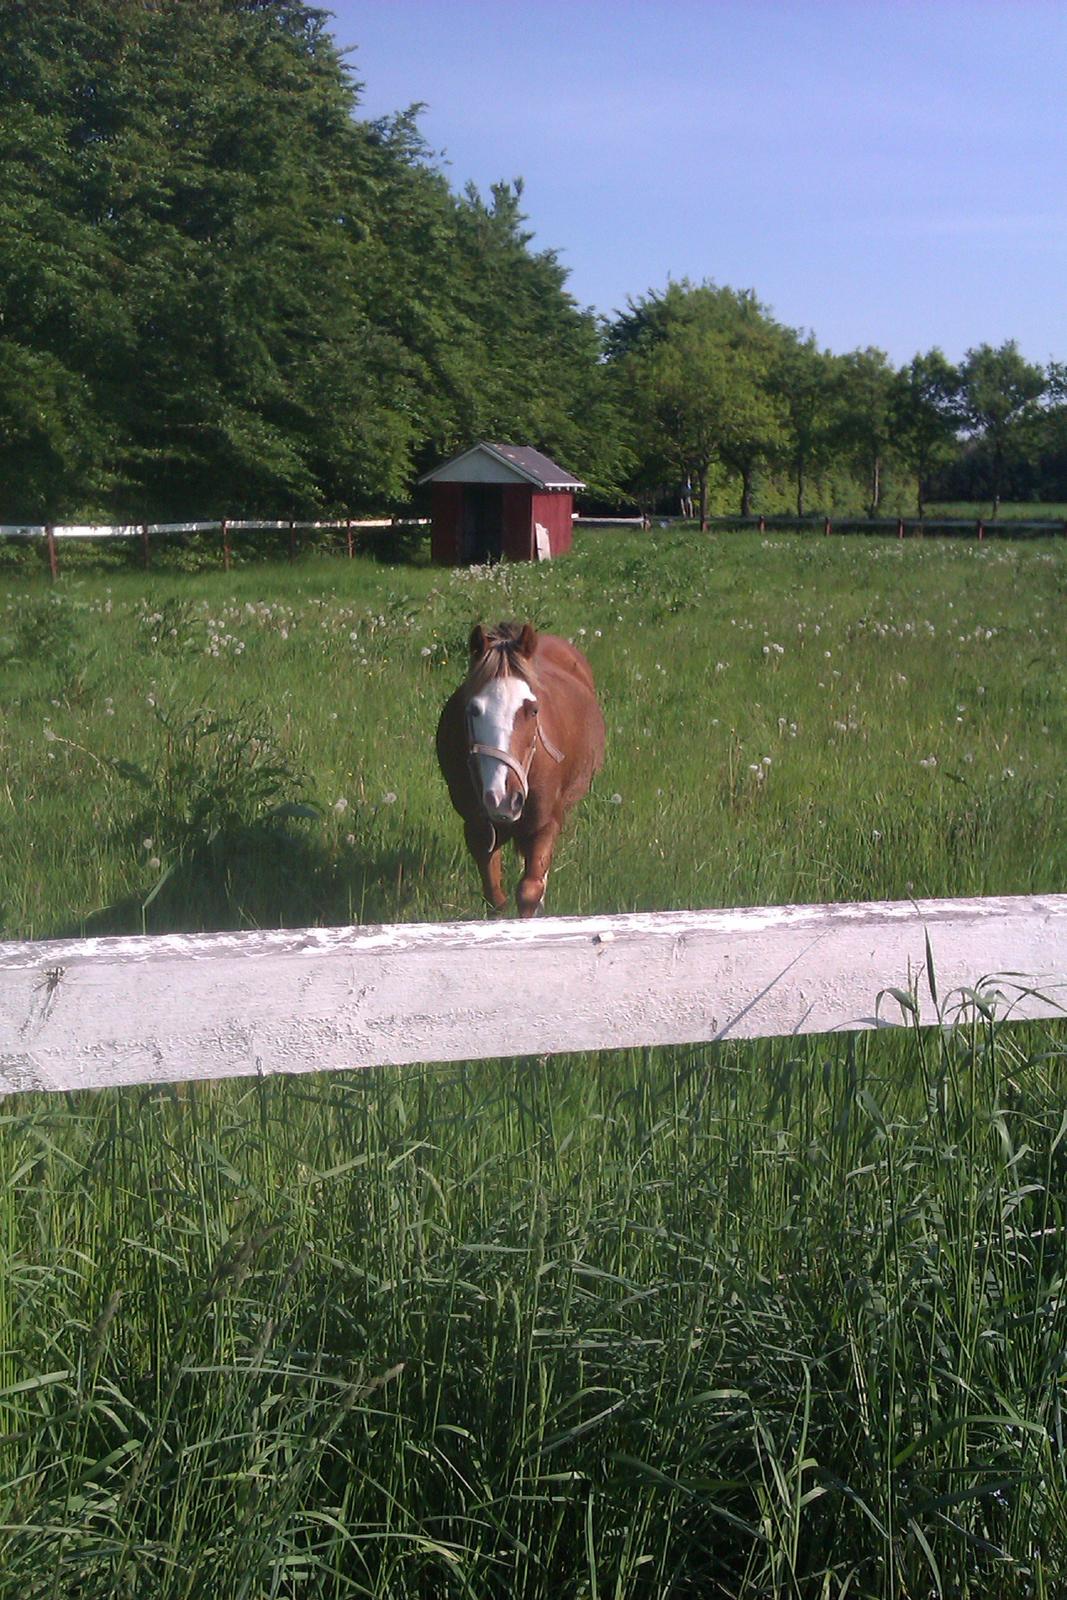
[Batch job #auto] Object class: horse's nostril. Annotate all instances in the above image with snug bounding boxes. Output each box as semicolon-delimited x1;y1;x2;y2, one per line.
486;790;521;820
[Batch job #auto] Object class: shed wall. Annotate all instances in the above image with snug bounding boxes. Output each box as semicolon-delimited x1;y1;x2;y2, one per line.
430;482;575;566
532;490;574;557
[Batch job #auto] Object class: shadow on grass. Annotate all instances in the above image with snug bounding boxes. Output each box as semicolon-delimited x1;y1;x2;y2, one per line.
52;821;452;942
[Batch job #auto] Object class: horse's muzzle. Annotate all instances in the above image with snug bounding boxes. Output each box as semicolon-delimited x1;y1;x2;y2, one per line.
468;736;532;826
483;785;524;823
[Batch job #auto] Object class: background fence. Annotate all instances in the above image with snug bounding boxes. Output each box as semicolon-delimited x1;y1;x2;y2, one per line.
577;514;1067;538
0;517;429;576
4;512;1064;578
2;893;1064;1098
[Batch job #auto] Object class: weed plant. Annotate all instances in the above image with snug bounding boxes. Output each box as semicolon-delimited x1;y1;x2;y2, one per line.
1;528;1065;1596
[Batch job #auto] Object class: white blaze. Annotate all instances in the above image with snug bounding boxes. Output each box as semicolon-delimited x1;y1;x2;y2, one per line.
469;678;536;813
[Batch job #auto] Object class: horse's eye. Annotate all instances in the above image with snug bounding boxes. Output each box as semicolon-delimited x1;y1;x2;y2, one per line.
528;701;539;717
469;698;485;717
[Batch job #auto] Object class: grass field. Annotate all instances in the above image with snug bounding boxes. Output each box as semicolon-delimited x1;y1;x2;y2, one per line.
1;527;1066;1597
926;502;1067;523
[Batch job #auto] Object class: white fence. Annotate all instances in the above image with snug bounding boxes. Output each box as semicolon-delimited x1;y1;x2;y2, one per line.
6;515;1063;576
1;894;1064;1098
0;517;428;575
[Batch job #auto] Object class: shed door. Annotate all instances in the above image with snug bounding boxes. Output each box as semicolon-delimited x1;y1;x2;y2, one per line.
461;485;504;563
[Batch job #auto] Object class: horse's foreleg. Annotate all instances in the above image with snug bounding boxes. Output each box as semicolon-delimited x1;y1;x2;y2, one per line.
465;817;507;913
516;821;560;917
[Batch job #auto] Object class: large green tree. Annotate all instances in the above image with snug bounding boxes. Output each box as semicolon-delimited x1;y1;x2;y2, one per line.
0;0;424;517
0;0;614;521
440;179;626;494
890;350;960;517
608;281;785;525
832;348;897;517
957;341;1047;515
774;332;839;517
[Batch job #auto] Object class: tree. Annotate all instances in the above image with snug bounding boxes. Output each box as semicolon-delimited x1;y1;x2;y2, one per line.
0;0;423;516
774;332;838;517
890;350;960;517
0;1;615;520
441;179;627;495
833;348;896;517
607;281;785;525
958;341;1047;515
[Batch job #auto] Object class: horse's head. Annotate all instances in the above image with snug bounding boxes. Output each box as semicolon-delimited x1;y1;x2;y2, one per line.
465;623;540;824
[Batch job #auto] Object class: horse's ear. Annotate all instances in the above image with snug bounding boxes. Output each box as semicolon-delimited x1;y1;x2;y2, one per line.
517;623;538;658
469;624;488;661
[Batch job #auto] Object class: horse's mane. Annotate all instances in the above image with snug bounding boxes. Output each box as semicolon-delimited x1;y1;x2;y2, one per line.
466;623;538;693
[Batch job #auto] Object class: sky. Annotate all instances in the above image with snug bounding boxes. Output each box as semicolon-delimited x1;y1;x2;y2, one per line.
324;0;1067;368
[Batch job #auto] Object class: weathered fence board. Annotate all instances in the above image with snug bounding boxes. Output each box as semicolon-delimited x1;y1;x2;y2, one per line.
1;895;1064;1097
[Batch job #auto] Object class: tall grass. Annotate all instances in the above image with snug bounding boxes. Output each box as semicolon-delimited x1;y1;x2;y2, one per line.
1;528;1065;1596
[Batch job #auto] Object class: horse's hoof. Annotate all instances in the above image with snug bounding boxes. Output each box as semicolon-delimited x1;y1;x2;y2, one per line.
517;880;546;917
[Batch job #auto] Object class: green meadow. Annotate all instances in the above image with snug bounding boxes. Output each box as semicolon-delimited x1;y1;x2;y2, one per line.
1;528;1065;1597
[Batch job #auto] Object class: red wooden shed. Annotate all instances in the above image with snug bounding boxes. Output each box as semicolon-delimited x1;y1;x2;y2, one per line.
418;442;584;565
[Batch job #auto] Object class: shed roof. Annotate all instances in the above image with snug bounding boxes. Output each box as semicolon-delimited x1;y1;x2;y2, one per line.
418;441;585;490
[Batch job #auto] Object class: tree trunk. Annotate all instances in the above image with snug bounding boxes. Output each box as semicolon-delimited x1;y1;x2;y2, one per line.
991;436;1004;518
740;467;753;518
795;462;805;518
698;467;708;532
868;455;881;518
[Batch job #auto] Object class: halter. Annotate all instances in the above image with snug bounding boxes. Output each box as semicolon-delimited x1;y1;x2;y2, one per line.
466;703;564;808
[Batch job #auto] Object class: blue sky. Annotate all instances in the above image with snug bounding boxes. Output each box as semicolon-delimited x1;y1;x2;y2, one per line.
326;0;1067;367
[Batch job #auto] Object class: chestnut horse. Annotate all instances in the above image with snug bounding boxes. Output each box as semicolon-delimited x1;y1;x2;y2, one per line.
436;622;605;916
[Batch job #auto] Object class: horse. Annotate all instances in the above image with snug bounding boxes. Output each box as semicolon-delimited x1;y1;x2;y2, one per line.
435;622;605;917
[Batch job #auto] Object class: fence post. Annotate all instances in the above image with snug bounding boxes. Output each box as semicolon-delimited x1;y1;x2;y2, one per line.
221;519;231;572
45;525;58;581
977;519;985;541
141;524;150;569
823;517;831;536
346;518;354;559
758;515;766;533
288;519;296;563
897;519;905;539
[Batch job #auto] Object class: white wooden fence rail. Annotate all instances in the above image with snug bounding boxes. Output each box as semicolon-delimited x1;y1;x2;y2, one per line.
0;519;421;537
1;895;1065;1097
0;517;430;575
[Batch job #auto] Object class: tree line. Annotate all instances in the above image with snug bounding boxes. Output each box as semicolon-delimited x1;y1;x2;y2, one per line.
610;282;1065;524
2;0;1064;526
